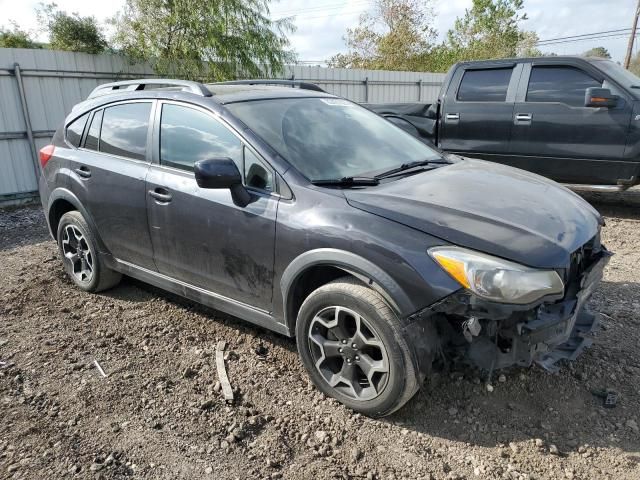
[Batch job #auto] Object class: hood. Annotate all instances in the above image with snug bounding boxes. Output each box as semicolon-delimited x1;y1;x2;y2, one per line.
345;159;602;269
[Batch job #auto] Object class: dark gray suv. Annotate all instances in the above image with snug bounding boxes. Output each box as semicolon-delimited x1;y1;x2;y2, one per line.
38;79;610;417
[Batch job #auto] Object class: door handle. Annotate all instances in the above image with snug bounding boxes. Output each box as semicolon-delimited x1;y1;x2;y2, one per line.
514;113;532;124
74;166;91;178
445;113;460;121
148;187;172;203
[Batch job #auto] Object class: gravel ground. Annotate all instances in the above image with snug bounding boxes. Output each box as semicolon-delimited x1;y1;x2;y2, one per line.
0;200;639;480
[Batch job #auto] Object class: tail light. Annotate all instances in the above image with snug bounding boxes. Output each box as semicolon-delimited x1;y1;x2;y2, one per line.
39;145;55;168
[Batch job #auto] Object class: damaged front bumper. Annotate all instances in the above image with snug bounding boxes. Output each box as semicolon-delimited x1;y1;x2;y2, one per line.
412;248;612;373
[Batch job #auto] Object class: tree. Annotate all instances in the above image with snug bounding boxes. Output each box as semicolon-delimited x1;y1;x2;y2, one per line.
445;0;540;61
629;51;640;76
37;3;108;54
328;0;437;71
583;46;611;59
110;0;295;81
0;21;38;48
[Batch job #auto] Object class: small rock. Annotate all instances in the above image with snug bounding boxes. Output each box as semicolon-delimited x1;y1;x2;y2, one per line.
448;407;458;416
89;463;103;472
182;367;197;379
498;374;506;383
200;400;215;410
549;444;559;455
486;384;494;392
626;419;639;433
225;434;236;444
205;466;213;474
350;447;363;462
314;430;329;443
534;438;545;448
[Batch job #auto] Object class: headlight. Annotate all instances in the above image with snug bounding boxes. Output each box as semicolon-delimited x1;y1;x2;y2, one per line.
428;246;564;304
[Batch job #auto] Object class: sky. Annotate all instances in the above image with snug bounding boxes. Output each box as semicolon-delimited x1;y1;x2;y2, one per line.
0;0;637;64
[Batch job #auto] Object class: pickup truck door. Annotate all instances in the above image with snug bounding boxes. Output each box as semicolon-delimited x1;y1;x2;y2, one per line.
439;64;521;159
509;62;634;184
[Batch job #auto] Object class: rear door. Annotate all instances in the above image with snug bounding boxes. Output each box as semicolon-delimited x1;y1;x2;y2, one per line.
509;62;634;184
67;100;156;270
145;101;278;311
439;64;521;159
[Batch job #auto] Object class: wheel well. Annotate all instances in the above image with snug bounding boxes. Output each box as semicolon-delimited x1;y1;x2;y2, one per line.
48;199;76;237
287;266;352;331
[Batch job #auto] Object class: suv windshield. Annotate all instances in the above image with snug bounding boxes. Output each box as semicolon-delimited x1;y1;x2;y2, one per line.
226;97;443;181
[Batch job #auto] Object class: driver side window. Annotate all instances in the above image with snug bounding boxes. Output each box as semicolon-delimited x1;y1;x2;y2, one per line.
160;104;242;171
243;146;273;192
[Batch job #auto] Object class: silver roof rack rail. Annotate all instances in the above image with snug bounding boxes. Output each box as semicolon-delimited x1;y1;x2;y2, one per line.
88;78;212;99
216;79;326;93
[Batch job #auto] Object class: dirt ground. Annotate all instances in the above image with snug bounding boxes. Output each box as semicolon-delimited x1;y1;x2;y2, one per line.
1;198;639;480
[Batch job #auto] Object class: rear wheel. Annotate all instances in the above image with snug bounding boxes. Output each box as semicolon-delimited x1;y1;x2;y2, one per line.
56;211;121;292
296;277;420;417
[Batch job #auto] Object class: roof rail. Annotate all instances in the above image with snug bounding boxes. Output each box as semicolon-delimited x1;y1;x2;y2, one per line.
216;79;326;93
88;79;212;99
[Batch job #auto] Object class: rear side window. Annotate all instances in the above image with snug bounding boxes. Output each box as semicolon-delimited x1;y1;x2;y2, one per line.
84;110;103;151
526;66;602;107
99;103;151;160
457;68;512;102
66;113;89;148
159;104;242;171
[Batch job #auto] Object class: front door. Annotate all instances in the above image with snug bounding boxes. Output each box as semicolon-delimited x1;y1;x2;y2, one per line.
145;102;278;311
509;64;633;184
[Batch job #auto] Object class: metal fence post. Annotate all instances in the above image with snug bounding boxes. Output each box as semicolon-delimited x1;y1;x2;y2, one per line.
14;63;40;183
364;77;369;103
418;79;422;102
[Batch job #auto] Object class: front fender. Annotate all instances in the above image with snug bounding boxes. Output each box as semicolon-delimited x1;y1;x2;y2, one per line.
280;248;416;331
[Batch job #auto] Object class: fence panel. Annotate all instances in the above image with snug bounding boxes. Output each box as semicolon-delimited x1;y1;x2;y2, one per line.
0;48;444;204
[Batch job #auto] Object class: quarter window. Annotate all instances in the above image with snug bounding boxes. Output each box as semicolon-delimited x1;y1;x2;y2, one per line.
84;110;102;151
526;66;602;107
244;147;273;192
159;104;242;171
99;103;151;160
457;68;512;102
66;113;89;148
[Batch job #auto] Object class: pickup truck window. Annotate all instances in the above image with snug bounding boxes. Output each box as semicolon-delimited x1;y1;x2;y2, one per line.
526;66;601;107
457;68;512;102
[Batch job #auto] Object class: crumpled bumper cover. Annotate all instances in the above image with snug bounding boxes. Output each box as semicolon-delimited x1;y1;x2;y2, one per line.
410;248;612;373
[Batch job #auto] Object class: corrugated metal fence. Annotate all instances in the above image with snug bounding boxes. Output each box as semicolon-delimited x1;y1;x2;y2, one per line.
0;48;445;205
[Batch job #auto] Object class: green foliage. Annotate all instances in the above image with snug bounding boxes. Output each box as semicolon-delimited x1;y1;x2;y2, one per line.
583;46;611;59
110;0;296;81
37;3;108;54
329;0;541;73
629;52;640;76
328;0;437;71
0;21;39;49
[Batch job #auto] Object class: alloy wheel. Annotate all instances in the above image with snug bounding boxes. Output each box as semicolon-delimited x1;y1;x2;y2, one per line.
308;306;390;401
61;224;94;283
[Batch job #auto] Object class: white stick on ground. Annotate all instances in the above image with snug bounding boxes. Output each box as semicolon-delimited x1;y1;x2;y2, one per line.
216;341;234;402
93;359;108;378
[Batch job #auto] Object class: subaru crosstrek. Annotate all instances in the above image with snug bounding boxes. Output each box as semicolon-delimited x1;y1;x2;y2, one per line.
38;79;611;417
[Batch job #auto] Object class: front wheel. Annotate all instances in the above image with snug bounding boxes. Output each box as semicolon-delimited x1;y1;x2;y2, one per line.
296;277;420;417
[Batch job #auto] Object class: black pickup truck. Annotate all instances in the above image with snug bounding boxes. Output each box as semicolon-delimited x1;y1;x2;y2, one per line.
368;56;640;190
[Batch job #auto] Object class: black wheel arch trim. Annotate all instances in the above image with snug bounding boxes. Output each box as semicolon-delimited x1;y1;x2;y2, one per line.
47;187;109;254
280;248;415;332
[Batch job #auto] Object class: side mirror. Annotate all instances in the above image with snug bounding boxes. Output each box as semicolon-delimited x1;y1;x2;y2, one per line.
194;157;241;189
194;157;251;207
584;87;617;108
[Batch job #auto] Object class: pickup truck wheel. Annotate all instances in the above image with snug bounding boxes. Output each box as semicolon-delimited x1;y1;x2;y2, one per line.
296;277;420;417
56;211;121;293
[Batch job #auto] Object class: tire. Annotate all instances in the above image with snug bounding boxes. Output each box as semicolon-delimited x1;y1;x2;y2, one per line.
56;211;121;293
296;277;420;417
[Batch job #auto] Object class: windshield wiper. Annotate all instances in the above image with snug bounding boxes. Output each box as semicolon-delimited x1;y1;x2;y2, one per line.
311;176;380;187
374;159;449;179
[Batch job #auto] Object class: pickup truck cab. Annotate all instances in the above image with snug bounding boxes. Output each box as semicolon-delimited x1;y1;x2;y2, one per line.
369;56;640;189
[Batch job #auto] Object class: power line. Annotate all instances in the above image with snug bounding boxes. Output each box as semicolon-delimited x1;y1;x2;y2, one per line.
270;0;372;17
537;32;638;47
537;28;632;44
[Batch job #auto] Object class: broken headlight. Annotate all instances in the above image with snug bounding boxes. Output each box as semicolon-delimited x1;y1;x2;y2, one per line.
428;246;564;304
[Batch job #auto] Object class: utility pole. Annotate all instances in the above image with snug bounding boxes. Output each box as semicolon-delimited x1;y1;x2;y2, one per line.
625;0;640;68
